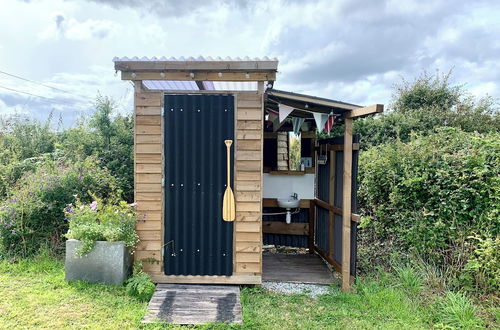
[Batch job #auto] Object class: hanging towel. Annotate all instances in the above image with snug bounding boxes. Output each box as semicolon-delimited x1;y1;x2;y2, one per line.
313;113;328;132
278;104;295;123
324;115;335;134
292;117;305;135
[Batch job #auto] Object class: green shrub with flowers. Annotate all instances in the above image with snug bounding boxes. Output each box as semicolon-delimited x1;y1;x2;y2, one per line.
64;198;139;256
0;158;118;258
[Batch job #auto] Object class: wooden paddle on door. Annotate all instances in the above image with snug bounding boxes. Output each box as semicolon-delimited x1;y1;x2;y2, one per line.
222;140;236;221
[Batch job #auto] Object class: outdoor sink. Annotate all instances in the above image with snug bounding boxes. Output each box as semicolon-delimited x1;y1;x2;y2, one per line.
277;196;300;209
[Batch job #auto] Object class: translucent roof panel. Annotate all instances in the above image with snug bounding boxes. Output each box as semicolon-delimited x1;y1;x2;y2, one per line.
142;81;258;91
143;80;198;90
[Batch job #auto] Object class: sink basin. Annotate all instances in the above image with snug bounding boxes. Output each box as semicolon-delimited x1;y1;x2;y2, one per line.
277;196;300;209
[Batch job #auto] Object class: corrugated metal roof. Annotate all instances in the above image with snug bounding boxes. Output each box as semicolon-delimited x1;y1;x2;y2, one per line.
113;56;278;62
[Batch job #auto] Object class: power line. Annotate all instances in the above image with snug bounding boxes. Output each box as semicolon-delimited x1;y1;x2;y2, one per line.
0;84;51;99
0;69;93;100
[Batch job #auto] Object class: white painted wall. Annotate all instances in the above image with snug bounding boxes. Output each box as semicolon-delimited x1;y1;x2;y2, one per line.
262;173;315;199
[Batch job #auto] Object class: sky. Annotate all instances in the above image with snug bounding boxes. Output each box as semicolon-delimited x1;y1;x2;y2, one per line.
0;0;499;126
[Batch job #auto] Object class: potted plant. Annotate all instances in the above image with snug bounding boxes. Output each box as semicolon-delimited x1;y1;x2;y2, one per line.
64;197;139;285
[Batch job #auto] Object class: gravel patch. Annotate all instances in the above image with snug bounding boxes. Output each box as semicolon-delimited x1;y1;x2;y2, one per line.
262;281;336;298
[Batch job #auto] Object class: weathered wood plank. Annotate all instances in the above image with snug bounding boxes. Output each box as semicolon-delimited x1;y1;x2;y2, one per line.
135;93;162;106
137;240;162;251
136;220;161;231
235;253;260;263
237;109;261;120
142;284;243;324
235;211;261;222
136;144;162;154
135;183;162;193
136;134;161;144
235;221;260;232
236;262;260;273
235;232;261;242
235;191;260;202
137;230;162;241
235;181;260;192
237;202;260;212
236;160;260;171
136;201;162;211
136;125;161;135
262;254;333;284
237;120;262;130
262;221;309;235
136;163;162;174
136;106;161;116
236;171;261;181
236;150;260;161
137;173;162;183
135;153;161;164
136;115;161;126
236;140;261;151
235;242;261;253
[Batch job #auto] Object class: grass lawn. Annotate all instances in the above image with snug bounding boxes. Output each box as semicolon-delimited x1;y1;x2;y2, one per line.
0;254;496;329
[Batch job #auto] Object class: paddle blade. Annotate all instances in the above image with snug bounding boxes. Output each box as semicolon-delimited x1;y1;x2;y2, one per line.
222;187;236;221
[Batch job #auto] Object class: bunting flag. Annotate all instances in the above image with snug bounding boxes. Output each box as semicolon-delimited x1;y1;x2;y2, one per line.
313;113;328;132
324;115;335;133
292;117;305;135
278;104;295;123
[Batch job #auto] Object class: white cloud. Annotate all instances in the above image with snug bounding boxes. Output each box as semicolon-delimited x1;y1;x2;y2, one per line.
39;12;121;41
0;0;498;125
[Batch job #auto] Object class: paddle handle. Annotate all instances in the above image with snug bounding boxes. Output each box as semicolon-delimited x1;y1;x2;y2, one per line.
225;140;232;188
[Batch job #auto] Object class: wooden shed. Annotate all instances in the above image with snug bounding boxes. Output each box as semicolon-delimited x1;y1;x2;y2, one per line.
113;56;383;290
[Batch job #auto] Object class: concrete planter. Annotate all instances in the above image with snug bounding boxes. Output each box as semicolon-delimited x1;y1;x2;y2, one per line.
65;239;132;285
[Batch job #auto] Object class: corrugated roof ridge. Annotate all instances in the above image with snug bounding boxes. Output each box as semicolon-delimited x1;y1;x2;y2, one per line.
113;56;278;62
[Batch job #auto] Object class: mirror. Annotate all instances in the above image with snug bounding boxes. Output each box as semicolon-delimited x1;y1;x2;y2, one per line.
288;132;302;171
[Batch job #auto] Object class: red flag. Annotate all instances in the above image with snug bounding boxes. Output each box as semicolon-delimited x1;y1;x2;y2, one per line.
324;115;335;133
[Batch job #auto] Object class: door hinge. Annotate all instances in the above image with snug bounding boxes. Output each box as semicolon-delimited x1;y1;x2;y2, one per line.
162;177;165;187
161;106;165;117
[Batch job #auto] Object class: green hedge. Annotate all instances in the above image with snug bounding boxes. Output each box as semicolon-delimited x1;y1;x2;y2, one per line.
0;157;119;258
357;128;499;292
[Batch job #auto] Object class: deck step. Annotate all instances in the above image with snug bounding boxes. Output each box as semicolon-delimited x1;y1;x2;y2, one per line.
142;284;242;325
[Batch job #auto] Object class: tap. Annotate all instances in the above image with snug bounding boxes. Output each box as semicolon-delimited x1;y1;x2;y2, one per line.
291;192;298;199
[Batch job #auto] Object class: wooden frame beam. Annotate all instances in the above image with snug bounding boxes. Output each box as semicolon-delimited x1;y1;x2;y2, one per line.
341;118;353;291
121;71;276;82
267;89;360;111
344;104;384;119
115;60;278;72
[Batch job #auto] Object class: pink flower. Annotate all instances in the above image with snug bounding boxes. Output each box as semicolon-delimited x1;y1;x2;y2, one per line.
90;201;98;211
79;205;84;210
129;202;138;207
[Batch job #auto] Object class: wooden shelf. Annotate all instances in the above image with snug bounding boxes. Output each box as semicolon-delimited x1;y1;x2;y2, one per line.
265;168;315;175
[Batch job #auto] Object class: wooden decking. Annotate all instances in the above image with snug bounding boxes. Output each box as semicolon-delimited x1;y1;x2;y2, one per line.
262;253;334;284
142;284;242;325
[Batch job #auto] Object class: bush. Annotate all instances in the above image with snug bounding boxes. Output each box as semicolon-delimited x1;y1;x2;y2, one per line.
358;128;500;292
0;115;57;197
324;72;499;149
64;198;139;256
57;96;134;202
126;263;155;301
0;158;119;258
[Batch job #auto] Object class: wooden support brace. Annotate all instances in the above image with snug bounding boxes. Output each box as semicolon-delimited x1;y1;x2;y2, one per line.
344;104;383;119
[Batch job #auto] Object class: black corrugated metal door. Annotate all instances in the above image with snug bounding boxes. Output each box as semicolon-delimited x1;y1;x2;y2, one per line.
164;94;234;276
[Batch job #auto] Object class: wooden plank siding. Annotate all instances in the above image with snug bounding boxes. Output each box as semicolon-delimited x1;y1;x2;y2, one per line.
133;87;263;285
233;93;263;279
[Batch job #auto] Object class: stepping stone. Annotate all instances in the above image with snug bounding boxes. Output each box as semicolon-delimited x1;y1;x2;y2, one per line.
142;284;242;325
